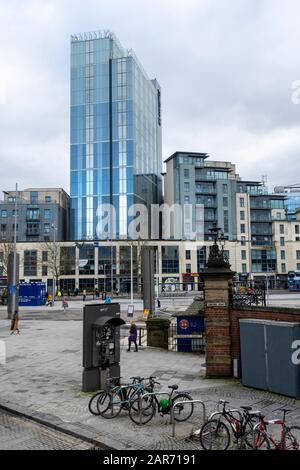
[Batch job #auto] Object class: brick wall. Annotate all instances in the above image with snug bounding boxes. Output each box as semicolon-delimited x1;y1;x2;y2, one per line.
230;306;300;360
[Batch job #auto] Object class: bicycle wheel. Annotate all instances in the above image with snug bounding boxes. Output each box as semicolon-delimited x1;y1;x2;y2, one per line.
130;388;154;413
171;393;194;422
284;426;300;450
129;396;155;425
88;391;109;416
97;391;122;419
241;429;270;450
200;419;231;450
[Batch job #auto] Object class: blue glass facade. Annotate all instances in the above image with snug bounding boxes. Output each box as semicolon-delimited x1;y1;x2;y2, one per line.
70;32;162;240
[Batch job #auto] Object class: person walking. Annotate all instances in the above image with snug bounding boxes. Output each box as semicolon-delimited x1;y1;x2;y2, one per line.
62;298;68;312
127;321;138;352
83;289;86;301
10;309;20;335
46;294;53;306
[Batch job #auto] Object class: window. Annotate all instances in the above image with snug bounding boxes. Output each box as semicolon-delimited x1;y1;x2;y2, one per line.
240;224;246;234
223;184;228;194
44;209;51;220
12;210;18;216
296;225;300;235
0;252;3;262
184;169;189;178
296;251;300;260
60;247;76;275
297;263;300;271
280;237;285;247
281;263;286;273
240;211;245;221
276;212;281;220
186;264;191;273
184;182;190;192
1;210;7;218
241;250;247;260
186;250;191;260
30;191;38;204
223;197;228;207
242;263;247;273
281;250;285;260
224;210;228;233
42;251;48;262
240;198;245;207
1;224;7;232
280;224;285;234
162;246;179;273
27;208;39;220
185;222;191;234
45;196;52;204
44;223;50;234
42;265;48;276
241;236;246;246
24;250;37;276
184;195;190;204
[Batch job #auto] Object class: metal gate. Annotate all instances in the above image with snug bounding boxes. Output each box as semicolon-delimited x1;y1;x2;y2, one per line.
168;323;205;353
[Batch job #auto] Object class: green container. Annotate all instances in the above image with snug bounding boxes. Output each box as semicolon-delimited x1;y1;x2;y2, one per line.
159;398;170;411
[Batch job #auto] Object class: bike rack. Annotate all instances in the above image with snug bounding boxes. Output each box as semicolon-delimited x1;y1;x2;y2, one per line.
170;400;206;438
138;392;172;425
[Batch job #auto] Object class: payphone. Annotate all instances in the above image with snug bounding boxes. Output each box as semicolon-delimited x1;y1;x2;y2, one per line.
82;303;125;392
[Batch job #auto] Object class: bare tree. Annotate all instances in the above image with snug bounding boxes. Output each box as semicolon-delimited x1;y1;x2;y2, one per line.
126;238;149;296
39;241;61;293
0;242;14;276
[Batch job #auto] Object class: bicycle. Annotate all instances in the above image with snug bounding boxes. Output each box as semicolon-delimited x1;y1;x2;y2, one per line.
199;400;265;450
88;376;122;416
128;384;194;425
244;409;300;450
95;376;159;421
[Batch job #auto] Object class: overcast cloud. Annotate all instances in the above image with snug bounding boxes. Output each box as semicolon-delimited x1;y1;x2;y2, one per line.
0;0;300;194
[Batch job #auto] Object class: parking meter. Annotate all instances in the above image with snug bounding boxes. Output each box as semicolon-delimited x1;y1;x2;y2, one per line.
82;303;125;392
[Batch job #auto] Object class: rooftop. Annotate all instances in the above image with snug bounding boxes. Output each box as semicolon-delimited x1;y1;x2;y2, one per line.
164;151;209;164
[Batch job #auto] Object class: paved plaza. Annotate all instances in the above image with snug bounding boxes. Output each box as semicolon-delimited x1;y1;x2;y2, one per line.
0;307;300;450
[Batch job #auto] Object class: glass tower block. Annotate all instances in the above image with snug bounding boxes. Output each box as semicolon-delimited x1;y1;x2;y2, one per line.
70;31;162;240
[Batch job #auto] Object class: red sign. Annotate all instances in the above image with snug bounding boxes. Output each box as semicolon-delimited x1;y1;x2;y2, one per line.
179;319;190;330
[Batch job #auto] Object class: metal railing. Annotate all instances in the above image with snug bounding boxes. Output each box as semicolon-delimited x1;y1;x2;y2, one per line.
170;400;207;438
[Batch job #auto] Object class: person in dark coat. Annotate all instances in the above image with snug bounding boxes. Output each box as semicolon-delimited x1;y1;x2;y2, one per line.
10;310;20;335
127;321;138;352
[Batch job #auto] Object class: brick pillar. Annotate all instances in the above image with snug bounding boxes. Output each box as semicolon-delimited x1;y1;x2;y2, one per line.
203;270;234;377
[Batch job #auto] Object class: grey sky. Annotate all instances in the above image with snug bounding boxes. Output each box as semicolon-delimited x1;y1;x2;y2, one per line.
0;0;299;194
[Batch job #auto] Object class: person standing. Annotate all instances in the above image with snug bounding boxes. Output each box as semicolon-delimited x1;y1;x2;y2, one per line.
83;289;86;301
10;310;20;335
127;321;138;352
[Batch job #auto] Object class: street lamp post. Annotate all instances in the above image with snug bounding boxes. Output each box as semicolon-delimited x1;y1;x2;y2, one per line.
130;244;133;306
51;224;57;304
11;183;18;319
156;248;159;304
